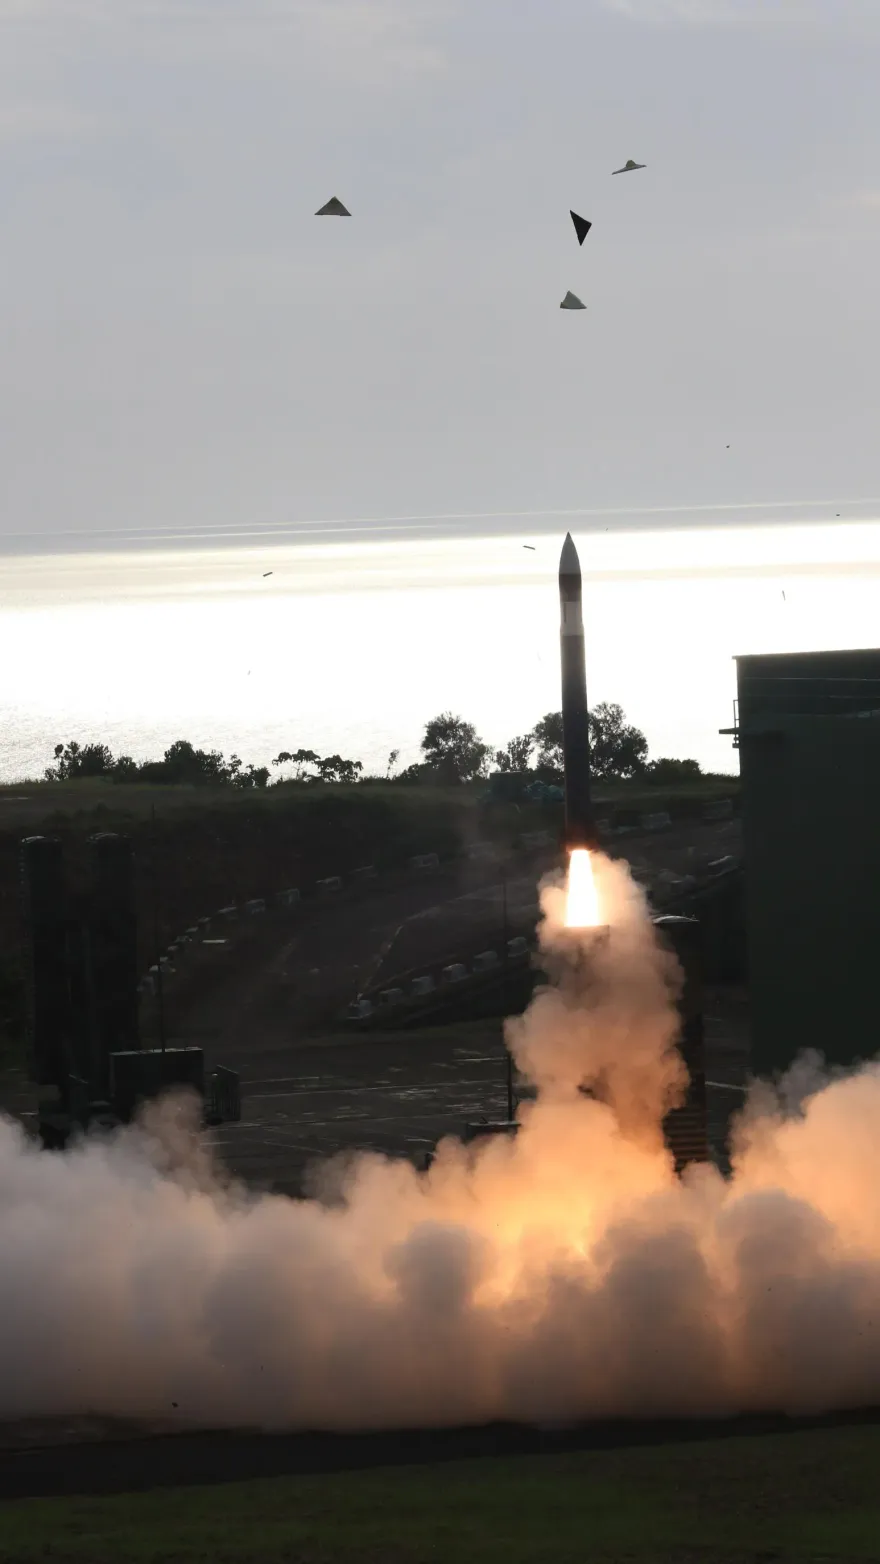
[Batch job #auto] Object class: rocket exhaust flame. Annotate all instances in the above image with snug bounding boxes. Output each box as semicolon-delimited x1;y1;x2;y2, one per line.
2;855;880;1432
564;848;601;929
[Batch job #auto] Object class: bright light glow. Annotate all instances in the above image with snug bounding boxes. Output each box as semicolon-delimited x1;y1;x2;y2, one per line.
565;848;601;927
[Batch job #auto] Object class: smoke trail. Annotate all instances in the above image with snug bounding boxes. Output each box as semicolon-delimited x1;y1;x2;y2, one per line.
2;853;880;1432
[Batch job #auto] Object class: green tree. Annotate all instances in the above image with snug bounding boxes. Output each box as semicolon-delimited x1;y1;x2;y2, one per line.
421;713;489;784
494;733;534;773
272;748;321;780
646;756;702;784
530;703;648;781
112;755;140;782
230;760;271;789
45;741;115;781
531;712;563;771
272;749;363;783
392;761;433;785
47;737;272;788
317;755;364;784
589;702;648;780
138;740;231;786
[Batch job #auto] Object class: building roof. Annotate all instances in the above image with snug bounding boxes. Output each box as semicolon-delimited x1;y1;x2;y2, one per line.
735;647;880;723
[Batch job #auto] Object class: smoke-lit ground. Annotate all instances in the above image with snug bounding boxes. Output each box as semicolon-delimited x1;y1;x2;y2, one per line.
1;853;879;1433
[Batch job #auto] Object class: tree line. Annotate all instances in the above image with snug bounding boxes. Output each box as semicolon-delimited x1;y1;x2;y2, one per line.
44;704;707;790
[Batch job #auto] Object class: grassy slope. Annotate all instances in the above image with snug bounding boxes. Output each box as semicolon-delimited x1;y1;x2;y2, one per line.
2;1423;878;1563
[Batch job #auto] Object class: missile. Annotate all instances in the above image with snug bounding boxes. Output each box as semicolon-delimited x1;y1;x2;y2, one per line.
559;532;598;851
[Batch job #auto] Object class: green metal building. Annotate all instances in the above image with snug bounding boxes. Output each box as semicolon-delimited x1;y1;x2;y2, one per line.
724;648;880;1076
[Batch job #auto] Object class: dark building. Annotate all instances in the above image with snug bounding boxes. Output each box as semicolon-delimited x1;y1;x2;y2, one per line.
723;648;880;1076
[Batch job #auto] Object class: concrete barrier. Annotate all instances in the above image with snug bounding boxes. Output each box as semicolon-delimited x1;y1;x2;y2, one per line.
410;852;440;872
411;975;435;996
703;797;734;822
379;986;404;1007
217;905;238;921
351;866;379;886
507;936;528;957
197;917;212;934
317;876;342;897
521;830;552;850
641;811;672;832
348;997;373;1020
473;950;499;972
244;897;266;916
442;962;468;984
468;842;496;861
277;887;301;908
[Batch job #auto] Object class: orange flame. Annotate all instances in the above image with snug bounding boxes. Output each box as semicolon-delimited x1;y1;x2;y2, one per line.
564;848;601;928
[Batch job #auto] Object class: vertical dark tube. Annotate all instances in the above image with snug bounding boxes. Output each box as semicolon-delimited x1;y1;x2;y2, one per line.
20;836;70;1090
654;914;709;1174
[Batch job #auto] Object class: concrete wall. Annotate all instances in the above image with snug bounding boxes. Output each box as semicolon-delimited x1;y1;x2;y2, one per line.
739;713;880;1075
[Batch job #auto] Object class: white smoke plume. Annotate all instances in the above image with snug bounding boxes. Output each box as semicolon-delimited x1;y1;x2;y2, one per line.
506;854;688;1146
2;852;880;1432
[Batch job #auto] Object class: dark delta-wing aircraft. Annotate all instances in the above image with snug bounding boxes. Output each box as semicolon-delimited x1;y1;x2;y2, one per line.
612;159;646;175
560;290;586;310
315;196;351;215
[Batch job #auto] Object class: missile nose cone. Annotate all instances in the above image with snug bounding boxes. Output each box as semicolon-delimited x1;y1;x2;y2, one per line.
559;532;581;583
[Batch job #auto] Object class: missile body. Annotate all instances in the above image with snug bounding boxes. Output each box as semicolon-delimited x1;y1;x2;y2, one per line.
559;533;598;850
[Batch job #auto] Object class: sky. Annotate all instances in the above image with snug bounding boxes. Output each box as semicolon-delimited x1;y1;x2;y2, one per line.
1;0;879;555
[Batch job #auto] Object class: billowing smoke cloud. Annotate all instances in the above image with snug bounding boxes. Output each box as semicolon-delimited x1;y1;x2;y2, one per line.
506;854;687;1146
2;852;880;1433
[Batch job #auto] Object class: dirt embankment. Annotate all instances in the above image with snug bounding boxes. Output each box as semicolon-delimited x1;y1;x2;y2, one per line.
0;783;524;1063
0;778;740;1065
0;786;469;960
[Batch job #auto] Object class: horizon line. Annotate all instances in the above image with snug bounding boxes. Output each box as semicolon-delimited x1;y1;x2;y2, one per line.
1;497;878;556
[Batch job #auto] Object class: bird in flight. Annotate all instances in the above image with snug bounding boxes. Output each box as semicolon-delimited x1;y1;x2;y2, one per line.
612;159;646;175
523;545;536;551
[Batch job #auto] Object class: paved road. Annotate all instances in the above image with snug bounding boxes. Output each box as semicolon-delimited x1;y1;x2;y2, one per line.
205;982;749;1197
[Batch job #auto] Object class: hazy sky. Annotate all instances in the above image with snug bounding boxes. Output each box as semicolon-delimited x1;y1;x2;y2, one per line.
1;0;879;554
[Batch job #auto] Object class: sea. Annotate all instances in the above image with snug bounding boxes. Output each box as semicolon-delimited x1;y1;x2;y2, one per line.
1;513;879;785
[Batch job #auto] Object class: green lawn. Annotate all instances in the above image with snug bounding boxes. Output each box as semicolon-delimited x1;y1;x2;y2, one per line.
2;1423;879;1564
